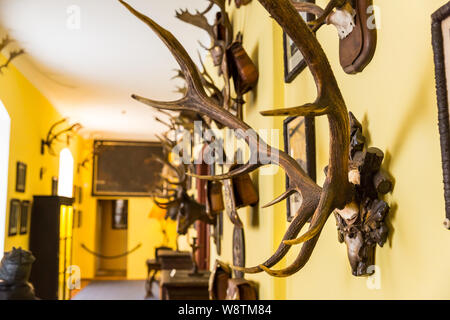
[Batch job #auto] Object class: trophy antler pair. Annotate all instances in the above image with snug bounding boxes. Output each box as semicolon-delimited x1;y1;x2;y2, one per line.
151;135;215;235
0;35;24;74
119;0;355;278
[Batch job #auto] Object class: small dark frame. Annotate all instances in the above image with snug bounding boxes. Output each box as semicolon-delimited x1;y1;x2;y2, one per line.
8;199;20;236
283;0;315;83
78;187;83;204
15;162;27;193
432;2;450;229
20;200;31;235
283;116;316;222
77;210;82;228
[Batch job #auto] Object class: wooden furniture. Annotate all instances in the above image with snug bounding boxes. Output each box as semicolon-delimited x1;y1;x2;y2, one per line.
145;246;172;296
145;259;161;296
159;269;210;300
157;250;193;270
29;196;74;300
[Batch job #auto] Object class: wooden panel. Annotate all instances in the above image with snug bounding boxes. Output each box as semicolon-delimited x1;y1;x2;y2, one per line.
29;196;74;300
160;270;210;300
158;250;193;270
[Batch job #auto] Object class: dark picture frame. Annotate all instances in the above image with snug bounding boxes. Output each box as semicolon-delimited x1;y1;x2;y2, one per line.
8;199;20;236
77;210;82;228
283;116;316;222
20;200;31;235
283;0;315;83
78;186;83;204
432;2;450;229
92;140;164;197
15;162;27;193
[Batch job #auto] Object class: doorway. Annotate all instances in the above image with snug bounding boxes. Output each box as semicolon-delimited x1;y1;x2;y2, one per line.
95;199;129;278
0;101;10;257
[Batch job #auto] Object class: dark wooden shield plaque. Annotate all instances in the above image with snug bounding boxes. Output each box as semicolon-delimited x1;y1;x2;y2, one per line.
232;225;245;279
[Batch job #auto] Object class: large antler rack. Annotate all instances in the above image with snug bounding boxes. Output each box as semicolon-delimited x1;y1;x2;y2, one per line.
41;118;82;156
119;0;355;277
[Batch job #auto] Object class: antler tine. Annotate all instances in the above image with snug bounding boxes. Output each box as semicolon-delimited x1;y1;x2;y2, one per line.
258;235;320;277
290;1;325;17
260;102;328;117
197;51;223;98
199;2;215;16
151;192;176;200
175;6;216;41
0;49;25;73
160;174;185;186
152;154;181;178
231;202;316;274
120;0;206;98
154;184;178;194
153;197;178;208
0;35;12;52
187;162;261;180
46;118;67;142
156;109;174;118
156;135;175;155
155;116;175;131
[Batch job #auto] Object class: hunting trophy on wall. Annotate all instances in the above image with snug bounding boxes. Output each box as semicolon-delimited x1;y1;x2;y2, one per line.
151;138;215;236
119;0;391;277
0;36;24;74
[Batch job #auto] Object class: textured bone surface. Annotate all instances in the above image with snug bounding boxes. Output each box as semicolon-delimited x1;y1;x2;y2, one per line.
336;201;359;221
326;5;356;39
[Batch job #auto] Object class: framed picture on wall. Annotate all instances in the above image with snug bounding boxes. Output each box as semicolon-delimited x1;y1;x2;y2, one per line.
92;141;164;196
15;162;27;193
283;116;316;222
78;211;82;228
20;200;31;235
73;185;78;202
8;199;20;236
432;2;450;229
78;187;83;204
283;0;315;83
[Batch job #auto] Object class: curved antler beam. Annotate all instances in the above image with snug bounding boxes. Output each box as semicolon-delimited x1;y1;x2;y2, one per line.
119;0;352;277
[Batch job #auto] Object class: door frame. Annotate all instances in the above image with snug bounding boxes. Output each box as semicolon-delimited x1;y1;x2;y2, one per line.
0;100;11;257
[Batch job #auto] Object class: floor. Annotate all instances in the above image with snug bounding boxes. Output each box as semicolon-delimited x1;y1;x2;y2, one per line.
71;279;159;300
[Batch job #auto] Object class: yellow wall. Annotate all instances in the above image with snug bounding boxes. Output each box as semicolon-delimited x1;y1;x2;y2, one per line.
213;0;450;299
0;54;83;252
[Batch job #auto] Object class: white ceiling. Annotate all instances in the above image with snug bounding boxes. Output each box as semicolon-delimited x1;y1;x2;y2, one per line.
0;0;212;141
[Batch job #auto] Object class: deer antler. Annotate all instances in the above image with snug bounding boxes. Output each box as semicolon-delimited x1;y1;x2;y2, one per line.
175;4;216;45
119;0;352;277
0;49;25;74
